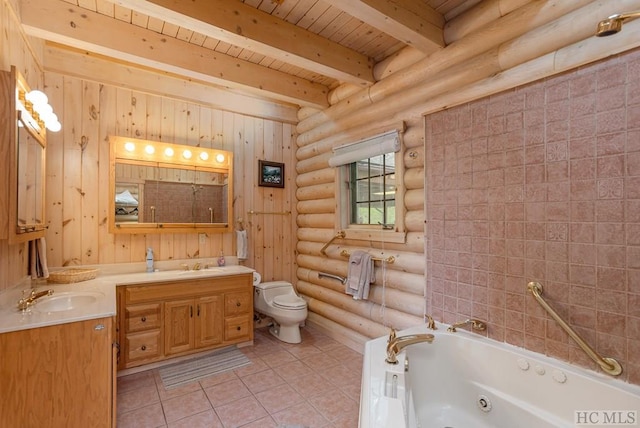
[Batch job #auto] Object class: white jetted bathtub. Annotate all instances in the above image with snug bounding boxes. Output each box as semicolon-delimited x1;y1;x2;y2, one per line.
359;324;640;428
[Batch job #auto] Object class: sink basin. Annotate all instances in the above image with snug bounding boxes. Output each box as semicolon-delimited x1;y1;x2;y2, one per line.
175;268;223;276
34;291;104;313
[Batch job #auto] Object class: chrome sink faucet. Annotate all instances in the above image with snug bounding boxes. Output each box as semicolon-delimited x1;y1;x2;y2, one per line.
385;328;435;364
447;318;487;333
17;289;54;311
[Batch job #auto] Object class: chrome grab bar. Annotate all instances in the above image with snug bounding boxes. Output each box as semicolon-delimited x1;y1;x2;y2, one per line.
527;282;622;376
320;231;345;256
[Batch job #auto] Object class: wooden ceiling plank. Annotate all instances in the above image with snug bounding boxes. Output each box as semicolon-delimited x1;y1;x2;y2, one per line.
21;0;329;107
43;43;299;123
113;4;132;22
323;0;445;52
146;15;164;32
95;0;114;16
131;11;149;28
113;0;374;85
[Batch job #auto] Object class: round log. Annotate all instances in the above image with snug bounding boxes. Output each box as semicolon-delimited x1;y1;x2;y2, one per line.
305;312;373;346
402;125;424;149
373;46;426;81
296;152;332;175
405;189;425;211
296;182;334;201
296;227;345;244
404;167;424;190
296;167;335;187
296;213;335;229
297;106;321;121
328;83;363;105
444;0;530;44
406;210;425;232
295;0;592;144
306;298;389;339
404;146;424;169
296;198;335;215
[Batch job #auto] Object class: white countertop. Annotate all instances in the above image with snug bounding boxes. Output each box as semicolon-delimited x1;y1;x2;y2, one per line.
0;265;255;334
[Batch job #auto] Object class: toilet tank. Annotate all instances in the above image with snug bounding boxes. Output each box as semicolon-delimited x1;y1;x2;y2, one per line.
255;281;294;301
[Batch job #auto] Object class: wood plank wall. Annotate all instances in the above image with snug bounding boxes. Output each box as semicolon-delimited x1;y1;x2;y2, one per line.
42;71;297;284
0;0;44;291
294;0;640;346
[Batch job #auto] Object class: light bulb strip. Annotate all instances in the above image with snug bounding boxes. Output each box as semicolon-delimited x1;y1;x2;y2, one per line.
113;137;229;169
17;88;61;133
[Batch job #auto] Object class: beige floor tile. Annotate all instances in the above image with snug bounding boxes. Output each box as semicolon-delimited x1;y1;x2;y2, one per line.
203;378;252;407
259;349;298;368
117;370;157;394
240;415;278;427
240;368;286;394
166;409;223;428
254;383;305;413
214;395;269;427
301;352;342;371
271;402;330;428
198;369;239;388
117;384;160;414
308;388;359;423
117;402;166;428
272;359;314;382
154;370;203;401
287;372;335;399
161;389;213;423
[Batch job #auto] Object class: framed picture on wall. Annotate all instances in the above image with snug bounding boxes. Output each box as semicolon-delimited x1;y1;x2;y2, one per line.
258;160;285;188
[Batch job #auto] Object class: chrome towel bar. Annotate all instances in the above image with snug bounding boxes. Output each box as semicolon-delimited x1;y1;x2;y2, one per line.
527;282;622;376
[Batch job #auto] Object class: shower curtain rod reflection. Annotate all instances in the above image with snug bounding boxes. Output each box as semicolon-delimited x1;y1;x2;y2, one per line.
247;210;291;215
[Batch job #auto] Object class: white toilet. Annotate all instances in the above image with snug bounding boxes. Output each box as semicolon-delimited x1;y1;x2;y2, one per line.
253;276;308;344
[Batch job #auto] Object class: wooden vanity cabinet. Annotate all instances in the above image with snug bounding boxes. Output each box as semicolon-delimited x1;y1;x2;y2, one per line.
118;273;253;369
0;317;116;428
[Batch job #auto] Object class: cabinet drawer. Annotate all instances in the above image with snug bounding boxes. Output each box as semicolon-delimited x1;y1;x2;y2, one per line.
126;330;162;364
224;316;250;341
126;304;162;332
225;292;251;316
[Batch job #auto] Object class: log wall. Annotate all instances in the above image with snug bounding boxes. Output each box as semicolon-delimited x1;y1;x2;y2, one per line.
0;0;44;291
294;0;640;351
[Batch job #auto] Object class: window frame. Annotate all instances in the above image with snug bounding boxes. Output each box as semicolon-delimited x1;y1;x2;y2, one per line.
334;143;406;245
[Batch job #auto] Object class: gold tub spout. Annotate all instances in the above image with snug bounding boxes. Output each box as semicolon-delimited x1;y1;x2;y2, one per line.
447;318;487;333
385;328;435;364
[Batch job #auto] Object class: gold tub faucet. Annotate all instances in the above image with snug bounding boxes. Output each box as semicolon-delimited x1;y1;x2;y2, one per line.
385;328;435;364
447;318;487;333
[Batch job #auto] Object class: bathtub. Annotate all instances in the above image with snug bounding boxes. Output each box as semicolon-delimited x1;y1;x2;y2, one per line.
359;324;640;428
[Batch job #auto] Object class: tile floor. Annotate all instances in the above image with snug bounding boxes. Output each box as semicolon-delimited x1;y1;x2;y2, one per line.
116;326;363;427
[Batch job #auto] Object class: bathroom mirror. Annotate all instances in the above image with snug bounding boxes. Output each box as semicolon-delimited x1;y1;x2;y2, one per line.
15;111;46;237
109;136;233;234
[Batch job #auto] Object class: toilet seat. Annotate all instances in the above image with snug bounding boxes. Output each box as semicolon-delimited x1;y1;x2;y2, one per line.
273;294;307;310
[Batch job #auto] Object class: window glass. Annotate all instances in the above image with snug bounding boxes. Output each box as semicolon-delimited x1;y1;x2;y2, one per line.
349;152;396;228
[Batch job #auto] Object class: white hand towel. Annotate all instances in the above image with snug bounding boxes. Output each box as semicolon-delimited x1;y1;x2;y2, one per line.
345;250;374;300
236;230;248;260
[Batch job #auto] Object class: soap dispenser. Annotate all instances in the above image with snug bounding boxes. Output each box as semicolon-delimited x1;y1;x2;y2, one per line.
217;251;226;267
146;248;154;272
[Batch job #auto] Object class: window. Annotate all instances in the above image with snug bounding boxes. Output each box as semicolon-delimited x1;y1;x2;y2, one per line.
330;130;406;243
350;153;395;227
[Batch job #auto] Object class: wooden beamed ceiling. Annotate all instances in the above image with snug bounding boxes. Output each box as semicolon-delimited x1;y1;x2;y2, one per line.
19;0;456;109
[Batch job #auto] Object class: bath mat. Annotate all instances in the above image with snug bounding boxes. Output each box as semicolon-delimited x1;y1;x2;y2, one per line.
159;347;251;389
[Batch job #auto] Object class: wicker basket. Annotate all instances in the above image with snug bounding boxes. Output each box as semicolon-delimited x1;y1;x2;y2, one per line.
48;268;98;284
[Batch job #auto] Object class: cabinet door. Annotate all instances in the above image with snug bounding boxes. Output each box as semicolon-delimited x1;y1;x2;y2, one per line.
195;295;224;348
165;299;194;355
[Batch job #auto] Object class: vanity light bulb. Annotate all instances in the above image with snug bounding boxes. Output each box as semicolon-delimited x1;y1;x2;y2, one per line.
164;147;174;157
199;152;209;161
46;120;62;132
145;145;155;155
216;153;225;163
26;90;48;107
124;142;136;152
182;149;192;159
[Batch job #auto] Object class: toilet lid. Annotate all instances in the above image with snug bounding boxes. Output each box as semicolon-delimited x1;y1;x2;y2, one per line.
273;294;307;309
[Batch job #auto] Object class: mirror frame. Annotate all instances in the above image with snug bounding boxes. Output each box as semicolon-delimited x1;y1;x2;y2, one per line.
2;66;47;244
109;136;234;234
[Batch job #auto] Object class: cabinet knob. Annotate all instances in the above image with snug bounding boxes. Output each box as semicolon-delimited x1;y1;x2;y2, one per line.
236;326;241;331
141;345;147;351
141;316;147;322
236;301;241;307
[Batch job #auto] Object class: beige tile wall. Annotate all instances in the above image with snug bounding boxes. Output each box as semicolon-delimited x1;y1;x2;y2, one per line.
426;47;640;384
